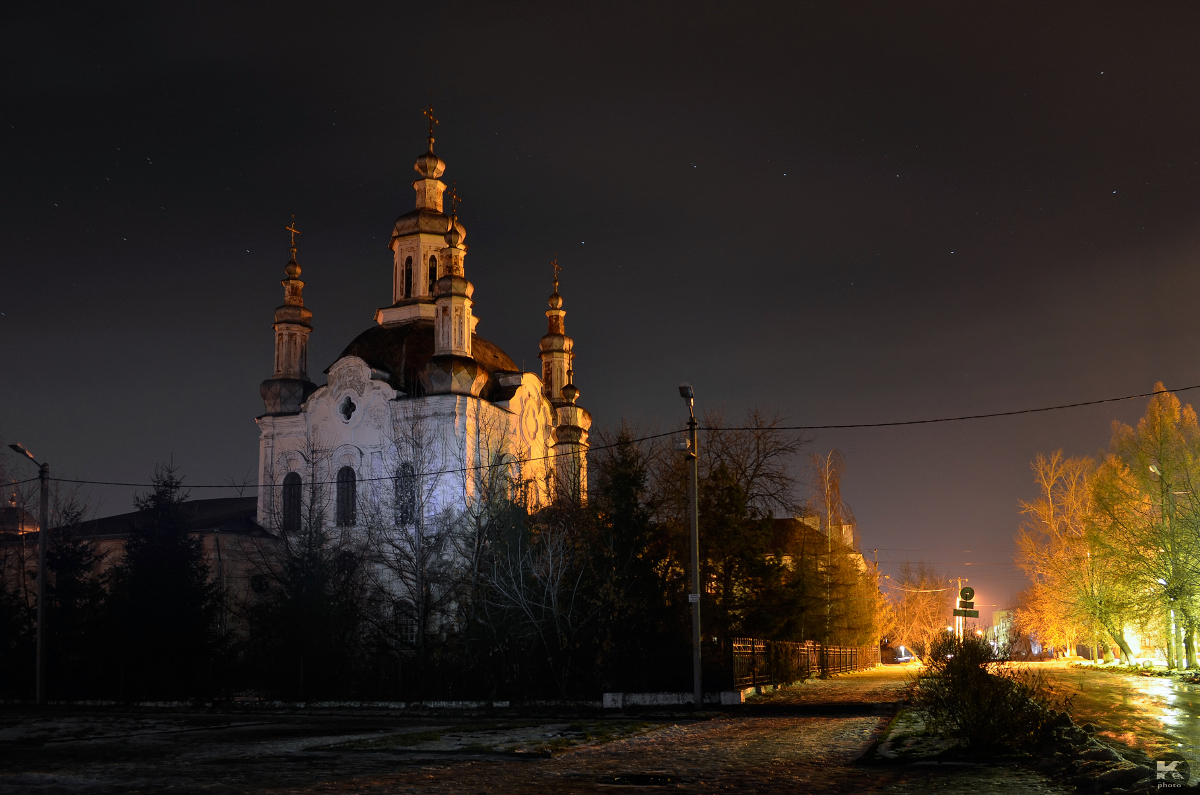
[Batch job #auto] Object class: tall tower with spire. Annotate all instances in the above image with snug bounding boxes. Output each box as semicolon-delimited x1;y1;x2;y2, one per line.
539;260;571;405
425;193;488;395
260;220;316;414
538;262;591;499
376;101;467;328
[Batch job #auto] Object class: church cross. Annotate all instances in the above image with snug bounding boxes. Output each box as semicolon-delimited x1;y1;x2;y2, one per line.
285;216;301;256
424;96;439;151
448;182;461;218
551;256;561;293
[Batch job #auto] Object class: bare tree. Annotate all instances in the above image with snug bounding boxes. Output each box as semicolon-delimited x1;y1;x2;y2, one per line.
887;562;951;662
242;429;369;699
358;400;473;694
809;450;858;644
701;408;808;518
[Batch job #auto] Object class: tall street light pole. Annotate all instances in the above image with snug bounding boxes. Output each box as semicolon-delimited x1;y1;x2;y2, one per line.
10;442;48;706
678;383;701;708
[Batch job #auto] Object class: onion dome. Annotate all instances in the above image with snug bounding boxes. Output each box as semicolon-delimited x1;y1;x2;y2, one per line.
561;372;579;404
415;101;446;178
414;150;446;179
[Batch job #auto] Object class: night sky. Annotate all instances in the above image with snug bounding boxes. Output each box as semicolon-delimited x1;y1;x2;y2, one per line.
5;2;1200;618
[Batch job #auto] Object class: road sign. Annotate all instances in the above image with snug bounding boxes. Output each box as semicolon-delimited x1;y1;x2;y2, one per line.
960;587;975;601
953;608;979;618
958;600;974;609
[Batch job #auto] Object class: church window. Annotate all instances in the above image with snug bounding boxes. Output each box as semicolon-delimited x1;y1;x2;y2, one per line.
336;466;356;526
428;255;438;294
395;462;416;526
454;307;463;347
338;395;356;422
282;472;302;534
394;600;417;647
403;256;413;299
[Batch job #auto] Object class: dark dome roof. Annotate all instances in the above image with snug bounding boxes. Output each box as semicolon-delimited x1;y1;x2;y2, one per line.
329;320;519;399
391;210;466;247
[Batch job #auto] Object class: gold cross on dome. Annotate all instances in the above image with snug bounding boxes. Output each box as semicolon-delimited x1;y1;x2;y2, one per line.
448;182;461;218
285;215;301;254
424;96;439;149
551;256;561;292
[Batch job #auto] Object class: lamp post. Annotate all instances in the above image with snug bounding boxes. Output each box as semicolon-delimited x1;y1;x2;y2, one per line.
677;383;701;708
10;442;48;705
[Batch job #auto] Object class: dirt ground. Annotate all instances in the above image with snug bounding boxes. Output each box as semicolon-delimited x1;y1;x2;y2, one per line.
0;666;1070;794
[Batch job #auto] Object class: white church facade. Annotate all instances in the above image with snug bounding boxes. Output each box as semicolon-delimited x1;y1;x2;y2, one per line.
253;114;590;538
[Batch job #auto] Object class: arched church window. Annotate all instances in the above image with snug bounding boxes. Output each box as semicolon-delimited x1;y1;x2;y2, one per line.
393;600;417;647
395;462;416;526
428;255;438;295
403;256;413;299
282;472;301;534
336;466;356;526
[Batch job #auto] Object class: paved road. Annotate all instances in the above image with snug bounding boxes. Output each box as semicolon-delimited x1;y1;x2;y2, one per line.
0;666;1068;794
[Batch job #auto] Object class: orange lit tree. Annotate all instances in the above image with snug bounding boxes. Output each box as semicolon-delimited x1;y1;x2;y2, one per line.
1090;385;1200;669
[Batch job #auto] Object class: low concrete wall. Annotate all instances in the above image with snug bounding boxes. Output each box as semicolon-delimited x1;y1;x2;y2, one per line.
602;691;745;708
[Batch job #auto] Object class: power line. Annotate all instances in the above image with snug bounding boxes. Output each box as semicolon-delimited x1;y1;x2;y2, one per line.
40;430;681;489
707;383;1200;431
13;382;1198;490
881;582;950;593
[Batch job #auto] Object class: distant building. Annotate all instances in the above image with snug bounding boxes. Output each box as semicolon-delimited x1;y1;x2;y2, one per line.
989;609;1013;644
0;497;270;617
0;494;38;535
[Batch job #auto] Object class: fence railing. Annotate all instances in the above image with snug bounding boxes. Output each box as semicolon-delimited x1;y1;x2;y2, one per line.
729;638;880;688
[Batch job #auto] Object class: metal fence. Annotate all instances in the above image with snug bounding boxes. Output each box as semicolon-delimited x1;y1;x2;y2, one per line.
730;638;880;688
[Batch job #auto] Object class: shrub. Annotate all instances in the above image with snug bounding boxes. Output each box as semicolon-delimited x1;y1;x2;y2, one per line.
914;632;1070;751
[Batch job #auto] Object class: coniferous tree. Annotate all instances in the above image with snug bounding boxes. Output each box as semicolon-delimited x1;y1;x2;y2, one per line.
46;501;107;699
107;464;216;699
588;428;684;692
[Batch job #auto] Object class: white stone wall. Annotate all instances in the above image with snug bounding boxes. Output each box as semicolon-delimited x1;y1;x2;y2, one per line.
255;358;560;531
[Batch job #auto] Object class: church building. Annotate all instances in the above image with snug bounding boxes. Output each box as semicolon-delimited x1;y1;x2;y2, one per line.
254;111;590;537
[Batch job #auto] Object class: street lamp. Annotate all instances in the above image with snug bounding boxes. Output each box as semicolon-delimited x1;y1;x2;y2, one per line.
678;383;701;709
9;442;48;706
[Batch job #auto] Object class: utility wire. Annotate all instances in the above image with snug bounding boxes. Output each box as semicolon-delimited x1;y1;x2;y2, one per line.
706;383;1200;431
881;582;950;592
40;430;681;489
12;382;1199;490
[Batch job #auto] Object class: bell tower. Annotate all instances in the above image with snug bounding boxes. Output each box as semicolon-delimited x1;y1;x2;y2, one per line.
260;219;317;415
539;259;572;405
377;102;468;327
538;261;591;501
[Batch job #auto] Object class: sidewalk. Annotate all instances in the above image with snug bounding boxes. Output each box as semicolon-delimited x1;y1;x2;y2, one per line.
0;665;1071;794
